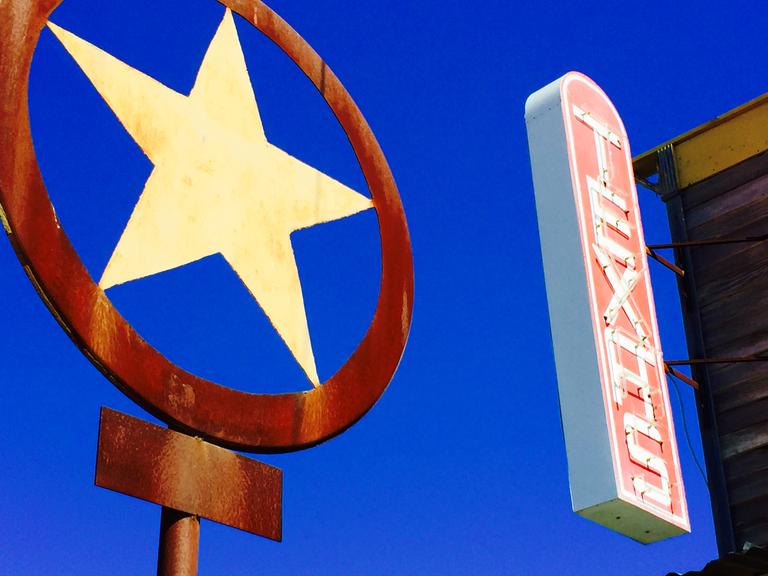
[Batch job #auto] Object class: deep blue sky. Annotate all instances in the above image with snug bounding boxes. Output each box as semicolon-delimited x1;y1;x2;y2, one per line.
2;0;765;574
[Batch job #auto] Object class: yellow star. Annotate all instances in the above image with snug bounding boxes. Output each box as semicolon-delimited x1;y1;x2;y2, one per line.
47;10;372;387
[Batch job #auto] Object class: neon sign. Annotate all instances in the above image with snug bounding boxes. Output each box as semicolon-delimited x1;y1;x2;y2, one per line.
526;72;689;542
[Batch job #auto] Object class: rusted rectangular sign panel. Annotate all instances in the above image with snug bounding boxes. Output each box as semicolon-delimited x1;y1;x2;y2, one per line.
525;72;689;543
96;407;282;541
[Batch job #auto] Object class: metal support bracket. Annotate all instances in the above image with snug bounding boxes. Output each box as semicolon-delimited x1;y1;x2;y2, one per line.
646;246;685;277
636;175;659;194
647;234;768;250
664;363;700;390
663;356;768;393
666;356;768;367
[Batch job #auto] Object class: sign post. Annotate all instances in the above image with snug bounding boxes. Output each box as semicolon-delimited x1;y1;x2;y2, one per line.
0;0;413;572
526;72;689;543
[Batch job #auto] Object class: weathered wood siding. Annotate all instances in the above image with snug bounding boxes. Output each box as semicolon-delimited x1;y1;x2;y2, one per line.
674;151;768;549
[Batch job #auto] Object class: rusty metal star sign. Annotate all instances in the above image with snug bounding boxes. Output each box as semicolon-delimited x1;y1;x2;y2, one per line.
50;11;373;387
0;0;413;574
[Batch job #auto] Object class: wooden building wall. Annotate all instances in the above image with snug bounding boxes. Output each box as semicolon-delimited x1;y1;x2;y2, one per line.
676;152;768;550
635;97;768;555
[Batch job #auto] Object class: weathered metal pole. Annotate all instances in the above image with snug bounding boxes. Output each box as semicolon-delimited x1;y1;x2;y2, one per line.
157;507;200;576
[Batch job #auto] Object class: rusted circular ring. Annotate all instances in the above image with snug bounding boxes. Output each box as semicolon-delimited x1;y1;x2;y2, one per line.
0;0;413;452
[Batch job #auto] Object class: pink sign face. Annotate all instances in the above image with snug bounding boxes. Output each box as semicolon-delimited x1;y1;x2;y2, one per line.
560;73;689;531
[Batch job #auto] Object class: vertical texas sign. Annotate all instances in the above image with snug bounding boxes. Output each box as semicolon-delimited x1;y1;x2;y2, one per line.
525;72;689;543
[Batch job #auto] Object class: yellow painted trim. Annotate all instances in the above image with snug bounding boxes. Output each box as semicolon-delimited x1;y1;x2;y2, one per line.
633;93;768;188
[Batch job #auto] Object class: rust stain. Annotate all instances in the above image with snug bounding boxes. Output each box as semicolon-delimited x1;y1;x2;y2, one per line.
167;374;196;411
88;289;117;365
97;408;282;540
